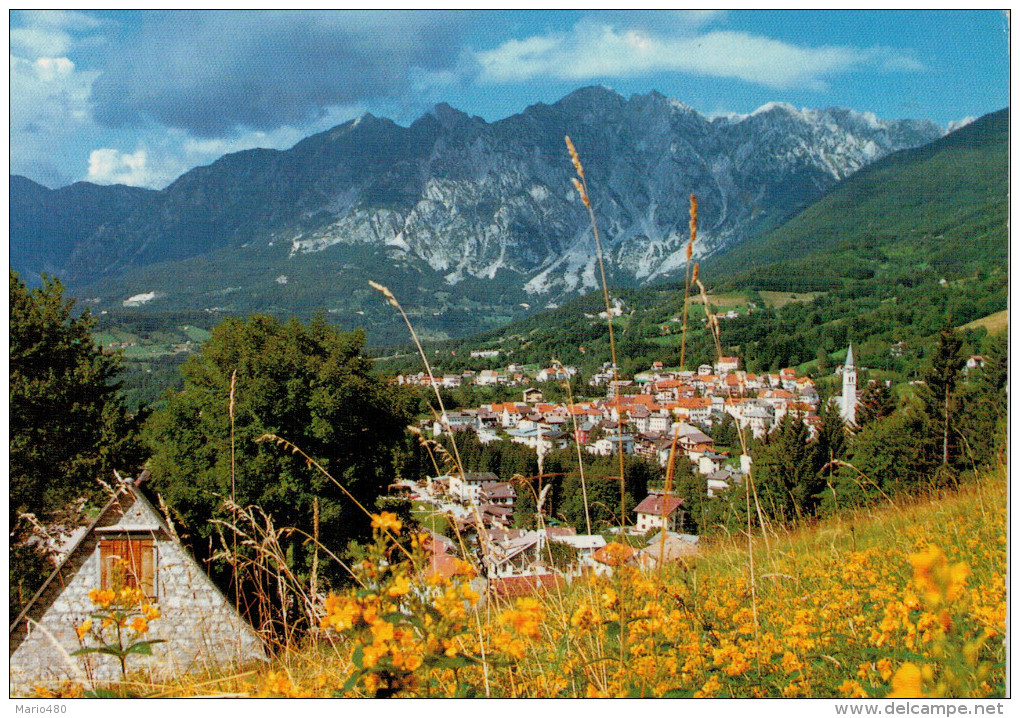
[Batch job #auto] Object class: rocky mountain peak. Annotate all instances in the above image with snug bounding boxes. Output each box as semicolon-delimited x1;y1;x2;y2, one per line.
11;87;947;307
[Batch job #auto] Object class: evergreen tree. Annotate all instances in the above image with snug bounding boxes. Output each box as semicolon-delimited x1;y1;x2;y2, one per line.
922;324;964;467
750;414;821;523
954;332;1007;469
10;271;141;618
671;458;705;534
10;272;140;521
855;380;896;427
842;409;939;503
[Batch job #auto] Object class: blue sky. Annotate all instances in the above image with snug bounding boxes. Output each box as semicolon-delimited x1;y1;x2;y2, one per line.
10;10;1009;189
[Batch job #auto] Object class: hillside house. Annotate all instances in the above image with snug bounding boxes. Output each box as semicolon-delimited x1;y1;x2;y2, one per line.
522;387;544;404
633;493;685;533
639;533;700;565
9;479;265;694
714;356;740;373
588;434;635;456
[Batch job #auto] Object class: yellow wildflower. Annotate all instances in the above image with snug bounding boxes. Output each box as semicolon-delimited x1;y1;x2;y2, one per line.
838;680;869;698
89;588;115;608
693;674;722;698
371;512;402;533
321;594;360;631
75;619;92;640
887;662;925;698
371;619;395;643
387;574;411;597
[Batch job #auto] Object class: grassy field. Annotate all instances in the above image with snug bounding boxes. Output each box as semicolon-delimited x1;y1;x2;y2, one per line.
959;310;1008;336
758;291;827;309
57;469;1005;699
696;293;750;308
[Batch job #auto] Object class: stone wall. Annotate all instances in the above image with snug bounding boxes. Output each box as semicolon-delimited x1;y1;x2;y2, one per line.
10;491;266;695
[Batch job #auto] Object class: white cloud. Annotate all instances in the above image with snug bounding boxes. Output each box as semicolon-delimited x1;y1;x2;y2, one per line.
10;53;99;183
10;10;106;58
87;148;158;186
475;21;923;90
18;9;104;31
10;27;73;57
947;116;977;133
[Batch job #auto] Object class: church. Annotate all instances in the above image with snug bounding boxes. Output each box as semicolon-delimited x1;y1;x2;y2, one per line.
839;343;859;424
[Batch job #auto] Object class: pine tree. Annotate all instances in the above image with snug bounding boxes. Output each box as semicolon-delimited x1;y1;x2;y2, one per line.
751;414;821;523
10;271;141;617
855;380;897;427
923;324;964;466
10;271;140;520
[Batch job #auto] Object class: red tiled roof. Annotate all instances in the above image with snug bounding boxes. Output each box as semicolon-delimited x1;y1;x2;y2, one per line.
593;542;637;566
489;573;565;597
424;554;475;581
633;495;684;516
675;397;711;409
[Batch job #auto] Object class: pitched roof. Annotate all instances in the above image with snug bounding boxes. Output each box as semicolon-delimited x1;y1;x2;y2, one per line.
425;553;476;582
489;573;565;597
593;542;637;566
633;494;685;516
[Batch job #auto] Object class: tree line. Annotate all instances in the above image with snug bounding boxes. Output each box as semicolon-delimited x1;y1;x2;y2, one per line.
9;269;1007;623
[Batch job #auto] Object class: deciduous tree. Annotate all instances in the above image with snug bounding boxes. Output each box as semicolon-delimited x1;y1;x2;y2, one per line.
144;314;410;584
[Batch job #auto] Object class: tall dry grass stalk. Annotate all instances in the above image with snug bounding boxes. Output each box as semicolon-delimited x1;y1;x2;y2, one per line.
679;195;697;371
369;280;467;480
686;244;772;672
656;194;698;574
367;279;495;695
228;369;240;640
565;136;627;531
554;358;592;535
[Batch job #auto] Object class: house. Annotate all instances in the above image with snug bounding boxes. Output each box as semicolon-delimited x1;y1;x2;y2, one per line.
480;481;516;507
447;475;480;502
549;533;607;565
639;533;700;565
697;451;728;475
633;493;685;533
522;387;544;404
592;542;637;567
714;356;740;374
9;477;266;694
536;367;568;383
489;573;565;598
706;467;741;497
587;434;635;456
476;369;501;386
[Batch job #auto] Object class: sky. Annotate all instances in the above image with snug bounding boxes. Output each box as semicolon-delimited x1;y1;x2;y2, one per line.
9;9;1010;190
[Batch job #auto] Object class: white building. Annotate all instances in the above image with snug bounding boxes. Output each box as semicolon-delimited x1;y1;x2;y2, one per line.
840;343;859;424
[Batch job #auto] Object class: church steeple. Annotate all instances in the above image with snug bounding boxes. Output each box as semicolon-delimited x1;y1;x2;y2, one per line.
841;343;858;424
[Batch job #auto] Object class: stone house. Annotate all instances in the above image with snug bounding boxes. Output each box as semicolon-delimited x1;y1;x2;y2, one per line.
9;479;266;694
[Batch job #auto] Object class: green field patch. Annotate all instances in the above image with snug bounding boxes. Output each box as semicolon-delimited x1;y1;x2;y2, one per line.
696;292;748;308
180;325;212;342
759;290;826;308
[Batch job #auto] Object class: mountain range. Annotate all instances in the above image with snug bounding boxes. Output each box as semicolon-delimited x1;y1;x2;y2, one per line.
10;86;949;342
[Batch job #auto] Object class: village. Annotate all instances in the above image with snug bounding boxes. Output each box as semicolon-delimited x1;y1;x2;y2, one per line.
389;348;859;595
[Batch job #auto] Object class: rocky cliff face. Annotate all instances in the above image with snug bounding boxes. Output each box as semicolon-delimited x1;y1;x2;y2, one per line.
12;86;943;303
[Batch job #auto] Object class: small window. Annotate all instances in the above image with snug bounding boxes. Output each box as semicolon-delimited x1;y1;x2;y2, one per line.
100;537;156;599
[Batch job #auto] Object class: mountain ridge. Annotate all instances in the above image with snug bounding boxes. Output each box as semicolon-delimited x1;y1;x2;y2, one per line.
9;86;955;344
